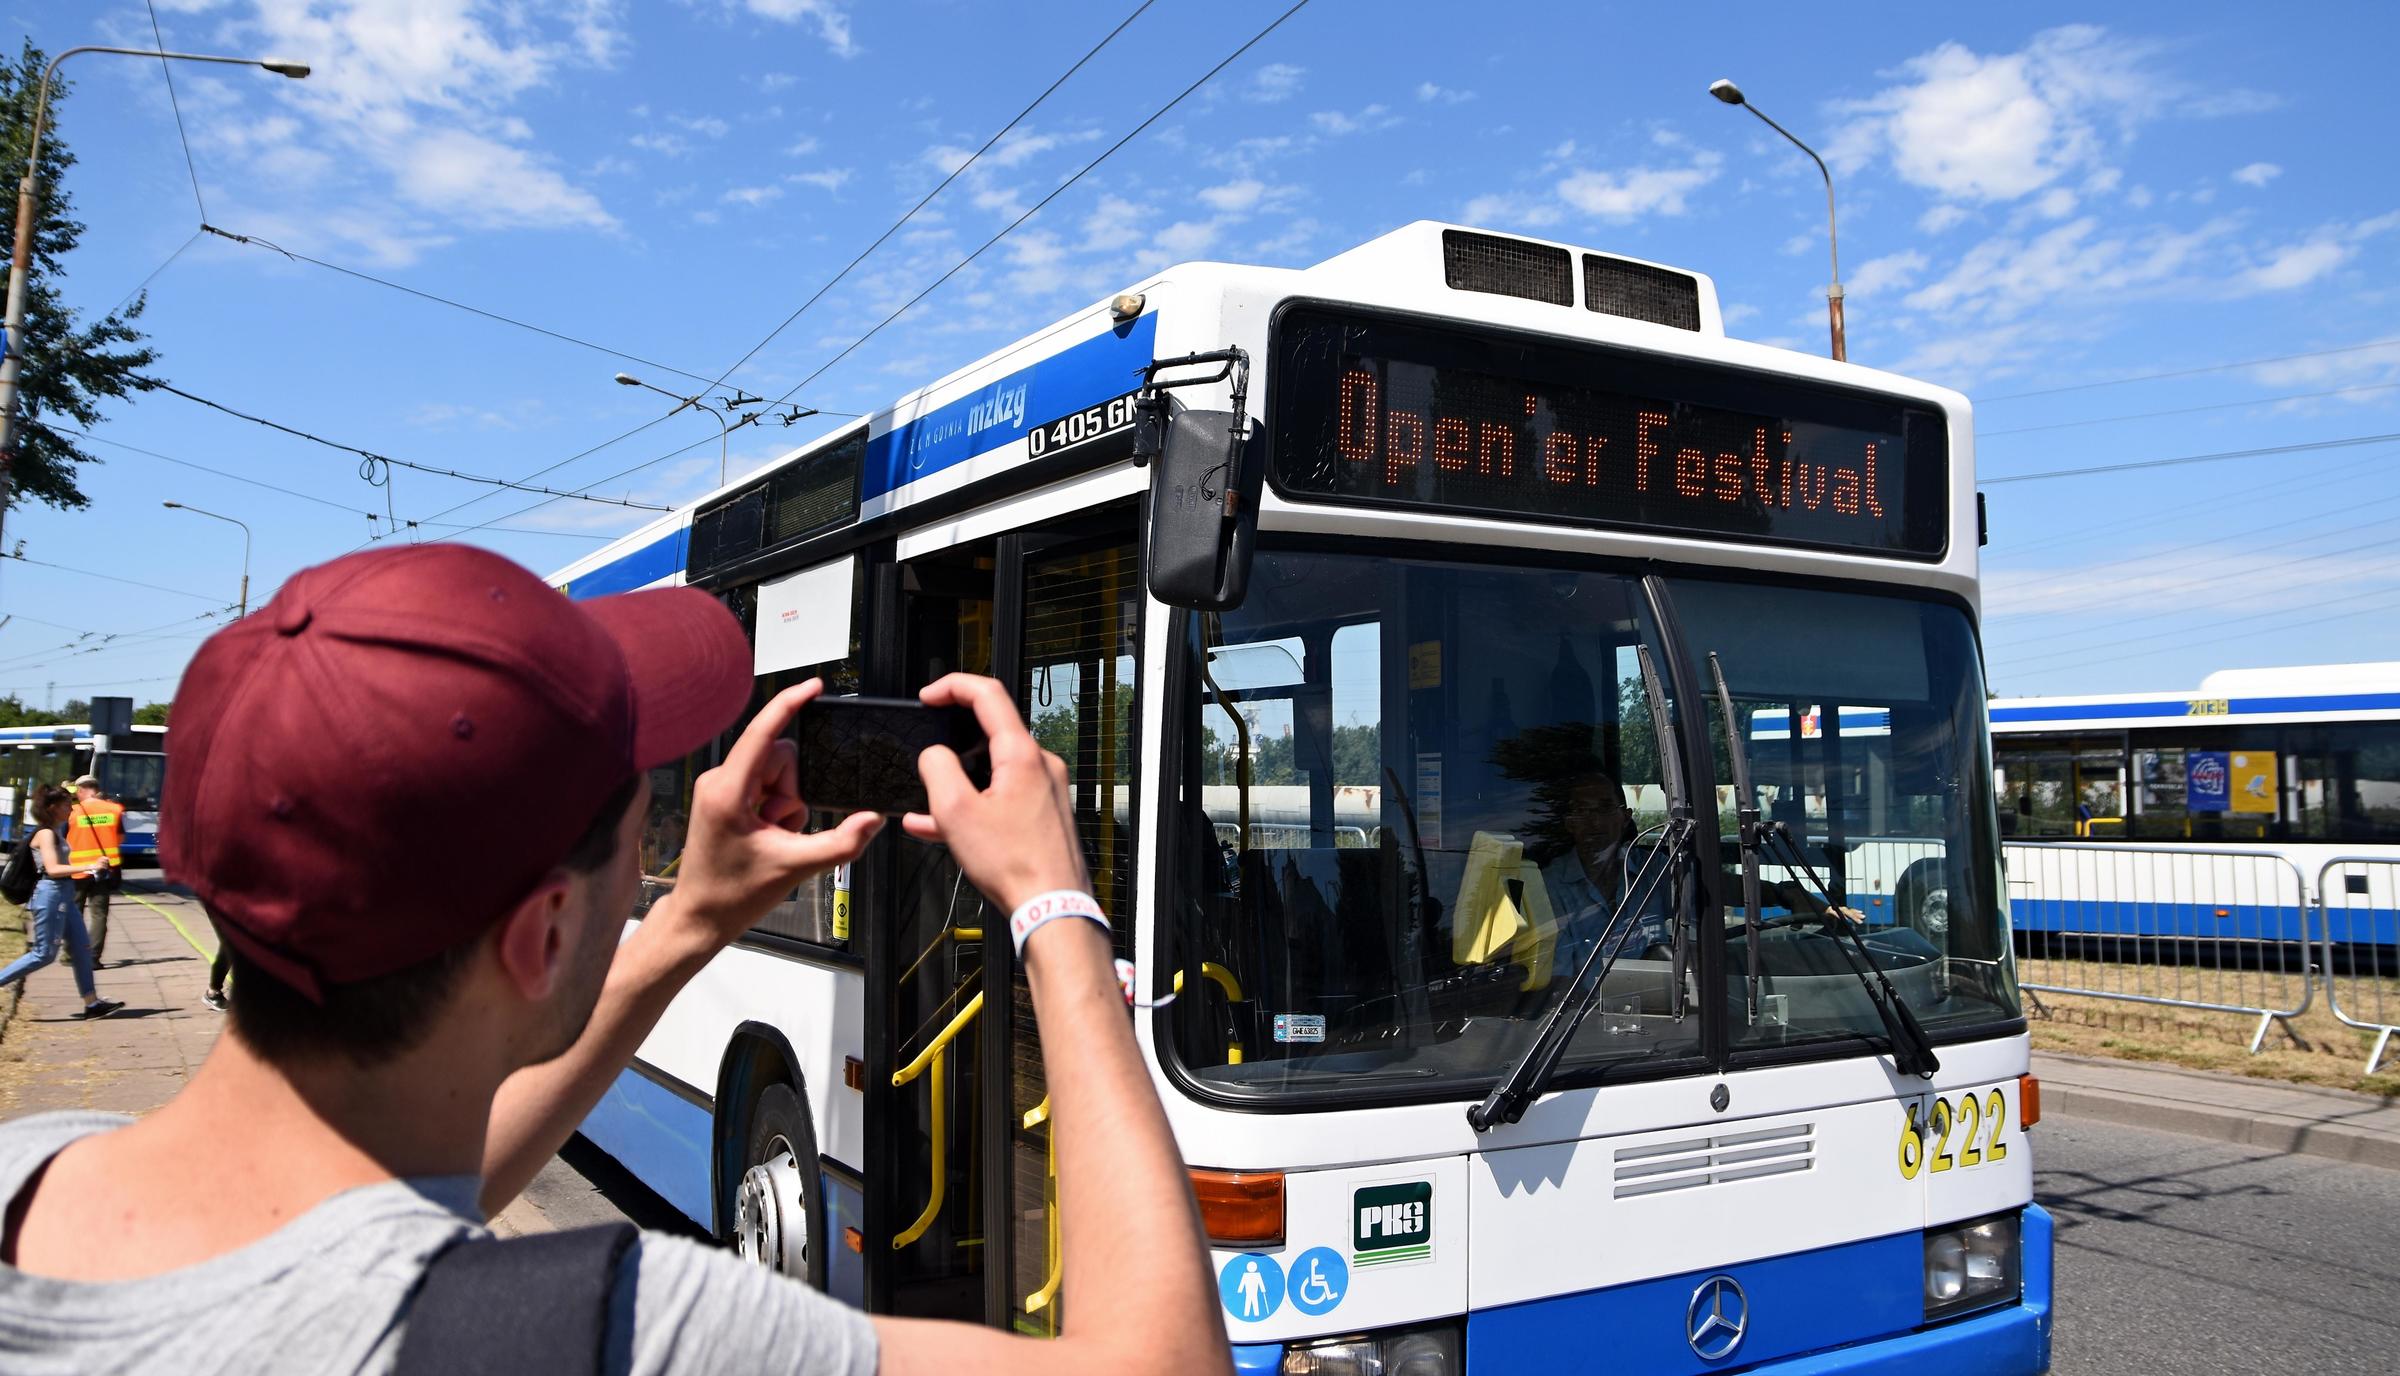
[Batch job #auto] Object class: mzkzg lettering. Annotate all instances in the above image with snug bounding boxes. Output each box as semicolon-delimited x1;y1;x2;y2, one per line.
1352;1180;1433;1267
1334;369;1888;518
966;383;1029;438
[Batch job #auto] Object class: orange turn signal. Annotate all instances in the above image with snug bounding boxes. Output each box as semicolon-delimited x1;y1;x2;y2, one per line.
2019;1073;2042;1128
1190;1168;1284;1248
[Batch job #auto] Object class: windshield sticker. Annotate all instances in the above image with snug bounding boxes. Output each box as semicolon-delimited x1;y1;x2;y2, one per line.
1218;1252;1284;1323
1273;1013;1326;1044
1414;753;1443;849
1287;1247;1349;1317
1352;1180;1433;1268
1409;640;1442;689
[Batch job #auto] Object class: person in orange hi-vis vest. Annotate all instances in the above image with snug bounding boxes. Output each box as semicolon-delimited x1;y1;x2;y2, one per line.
67;775;125;967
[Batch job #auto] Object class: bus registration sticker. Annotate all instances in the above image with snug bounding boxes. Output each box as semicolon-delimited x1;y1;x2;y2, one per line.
1273;1014;1326;1043
1352;1180;1433;1268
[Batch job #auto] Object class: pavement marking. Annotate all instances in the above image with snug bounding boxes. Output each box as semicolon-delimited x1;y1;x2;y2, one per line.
124;892;215;962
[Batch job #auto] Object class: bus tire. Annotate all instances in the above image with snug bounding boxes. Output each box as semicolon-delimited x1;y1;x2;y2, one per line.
732;1081;826;1290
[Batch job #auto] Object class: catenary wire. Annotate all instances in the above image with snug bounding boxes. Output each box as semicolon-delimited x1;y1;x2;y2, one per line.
1979;381;2400;437
1982;432;2400;484
1988;537;2400;663
1992;586;2400;680
1986;447;2400;560
3;554;229;603
144;0;208;223
102;228;201;321
198;225;724;389
1975;337;2400;403
150;383;672;510
459;0;1317;542
392;0;1161;536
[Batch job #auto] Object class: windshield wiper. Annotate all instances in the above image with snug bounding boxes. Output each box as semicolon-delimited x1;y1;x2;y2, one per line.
1469;645;1693;1133
1705;653;1766;1026
1754;823;1941;1079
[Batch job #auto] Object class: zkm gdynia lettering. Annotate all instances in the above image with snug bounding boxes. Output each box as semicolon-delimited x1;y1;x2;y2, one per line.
1332;369;1888;518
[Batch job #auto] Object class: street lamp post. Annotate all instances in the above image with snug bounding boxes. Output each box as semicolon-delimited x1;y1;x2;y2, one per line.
1710;78;1846;362
0;46;308;545
163;500;250;616
614;372;757;488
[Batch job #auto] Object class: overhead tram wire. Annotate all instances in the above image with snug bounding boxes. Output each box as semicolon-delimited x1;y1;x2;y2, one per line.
395;0;1159;537
1976;337;2400;404
436;0;1317;544
102;228;202;320
3;553;230;603
198;226;724;389
1979;381;2400;437
1986;536;2400;663
1981;431;2400;485
1986;446;2400;561
1993;584;2400;680
145;0;209;222
149;383;672;511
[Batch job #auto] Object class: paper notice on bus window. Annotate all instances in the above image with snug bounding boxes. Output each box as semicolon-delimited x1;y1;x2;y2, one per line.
2231;751;2278;814
755;555;856;676
1414;753;1443;850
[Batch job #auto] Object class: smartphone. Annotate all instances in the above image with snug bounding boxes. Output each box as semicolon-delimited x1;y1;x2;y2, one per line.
793;695;990;816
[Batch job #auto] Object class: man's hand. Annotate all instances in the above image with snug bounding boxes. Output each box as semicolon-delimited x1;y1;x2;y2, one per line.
902;673;1086;913
658;679;882;955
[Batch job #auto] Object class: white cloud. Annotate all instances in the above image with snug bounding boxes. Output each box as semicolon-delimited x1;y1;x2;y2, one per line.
1830;26;2169;204
1081;195;1150;252
787;168;852;192
1843;250;1929;300
1416;81;1475;105
1245;63;1304;103
397;129;612;230
2033;187;2079;219
723;183;785;208
2243;239;2349;291
2231;161;2282;188
1157;219;1225;259
1903;217;2231;321
759;72;799;92
1459;192;1560;230
669;113;730;138
729;1;857;58
1198;179;1266;213
1312;105;1399;136
1919;204;1971;234
786;134;821;158
1554;151;1721;221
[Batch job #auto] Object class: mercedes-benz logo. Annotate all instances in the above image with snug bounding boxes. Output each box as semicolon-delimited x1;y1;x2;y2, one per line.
1686;1274;1749;1361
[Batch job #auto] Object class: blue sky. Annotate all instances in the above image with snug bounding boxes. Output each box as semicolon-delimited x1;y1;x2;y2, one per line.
4;0;2397;708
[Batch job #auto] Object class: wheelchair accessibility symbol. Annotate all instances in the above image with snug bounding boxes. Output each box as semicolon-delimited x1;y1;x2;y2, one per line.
1287;1247;1348;1317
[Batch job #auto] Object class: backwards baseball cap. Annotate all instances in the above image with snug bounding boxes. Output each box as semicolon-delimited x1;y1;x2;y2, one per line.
162;544;751;999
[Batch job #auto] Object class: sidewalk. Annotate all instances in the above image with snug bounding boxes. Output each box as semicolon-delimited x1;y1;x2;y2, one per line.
2032;1050;2400;1172
0;880;224;1117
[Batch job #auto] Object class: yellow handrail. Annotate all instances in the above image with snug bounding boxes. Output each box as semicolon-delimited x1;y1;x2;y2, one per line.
1172;962;1246;1065
1022;1094;1062;1316
891;991;983;1250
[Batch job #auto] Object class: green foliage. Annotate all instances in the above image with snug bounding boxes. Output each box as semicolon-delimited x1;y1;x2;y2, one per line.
0;694;162;727
1199;720;1382;787
0;40;161;514
132;700;169;726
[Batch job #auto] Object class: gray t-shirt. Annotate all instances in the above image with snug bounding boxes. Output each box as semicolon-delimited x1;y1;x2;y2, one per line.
0;1112;878;1375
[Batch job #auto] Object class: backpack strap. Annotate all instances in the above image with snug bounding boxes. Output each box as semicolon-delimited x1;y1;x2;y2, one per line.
395;1222;639;1376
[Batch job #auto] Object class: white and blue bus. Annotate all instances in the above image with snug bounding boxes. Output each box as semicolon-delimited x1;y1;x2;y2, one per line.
1992;663;2400;955
553;222;2048;1373
0;721;167;861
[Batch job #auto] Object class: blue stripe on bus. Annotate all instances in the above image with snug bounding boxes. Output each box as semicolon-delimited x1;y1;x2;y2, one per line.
861;312;1156;502
565;526;689;601
1991;690;2400;725
580;1064;714;1230
2012;897;2400;944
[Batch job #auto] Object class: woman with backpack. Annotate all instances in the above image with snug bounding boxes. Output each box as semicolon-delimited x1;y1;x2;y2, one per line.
0;785;122;1018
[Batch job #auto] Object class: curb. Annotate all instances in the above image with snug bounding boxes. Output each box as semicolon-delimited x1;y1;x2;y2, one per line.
2043;1080;2400;1173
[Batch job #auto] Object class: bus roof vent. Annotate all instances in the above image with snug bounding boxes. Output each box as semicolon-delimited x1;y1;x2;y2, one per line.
1583;254;1702;331
1442;229;1572;307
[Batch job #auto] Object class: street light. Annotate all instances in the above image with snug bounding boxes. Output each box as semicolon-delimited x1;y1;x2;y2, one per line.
1709;78;1847;362
0;46;308;544
615;372;757;488
163;500;251;616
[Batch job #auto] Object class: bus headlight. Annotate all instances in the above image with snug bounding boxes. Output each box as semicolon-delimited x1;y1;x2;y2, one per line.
1922;1212;2020;1320
1280;1321;1461;1375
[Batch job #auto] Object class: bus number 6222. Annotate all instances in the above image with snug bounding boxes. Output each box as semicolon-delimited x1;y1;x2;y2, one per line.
1897;1089;2010;1180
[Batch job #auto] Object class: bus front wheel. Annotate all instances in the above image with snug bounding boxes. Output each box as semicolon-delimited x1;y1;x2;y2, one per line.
732;1082;826;1289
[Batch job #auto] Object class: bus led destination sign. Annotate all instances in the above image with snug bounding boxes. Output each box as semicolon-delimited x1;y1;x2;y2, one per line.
1269;306;1950;558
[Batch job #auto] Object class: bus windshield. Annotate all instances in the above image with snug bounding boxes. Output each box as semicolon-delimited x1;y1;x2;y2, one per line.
1163;548;2016;1104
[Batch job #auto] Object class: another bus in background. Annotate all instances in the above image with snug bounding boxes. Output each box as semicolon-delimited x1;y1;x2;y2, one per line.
0;714;168;863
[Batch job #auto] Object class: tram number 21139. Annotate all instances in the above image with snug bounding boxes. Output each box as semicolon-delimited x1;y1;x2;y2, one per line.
1897;1089;2010;1180
1025;392;1141;459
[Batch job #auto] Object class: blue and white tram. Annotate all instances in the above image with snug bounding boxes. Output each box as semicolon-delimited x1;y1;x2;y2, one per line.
1991;663;2400;953
555;221;2049;1372
0;722;168;860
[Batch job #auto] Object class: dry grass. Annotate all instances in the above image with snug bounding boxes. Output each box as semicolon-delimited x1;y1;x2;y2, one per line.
2020;953;2400;1097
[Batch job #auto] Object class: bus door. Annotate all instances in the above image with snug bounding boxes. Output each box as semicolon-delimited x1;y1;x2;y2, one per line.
867;539;998;1319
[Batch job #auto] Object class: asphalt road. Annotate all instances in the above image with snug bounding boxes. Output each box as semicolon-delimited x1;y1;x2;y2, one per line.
2036;1116;2400;1375
531;1117;2400;1373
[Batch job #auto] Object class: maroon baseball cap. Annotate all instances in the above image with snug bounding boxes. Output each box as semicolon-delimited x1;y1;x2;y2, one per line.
162;544;751;999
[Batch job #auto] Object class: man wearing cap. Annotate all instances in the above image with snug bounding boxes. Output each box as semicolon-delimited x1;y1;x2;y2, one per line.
64;775;125;967
0;545;1226;1376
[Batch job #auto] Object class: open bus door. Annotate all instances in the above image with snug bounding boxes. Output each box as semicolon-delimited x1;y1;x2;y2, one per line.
860;509;1140;1334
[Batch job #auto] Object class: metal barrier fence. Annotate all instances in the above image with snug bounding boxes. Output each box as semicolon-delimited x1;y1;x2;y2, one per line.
2004;842;2317;1055
2313;857;2400;1075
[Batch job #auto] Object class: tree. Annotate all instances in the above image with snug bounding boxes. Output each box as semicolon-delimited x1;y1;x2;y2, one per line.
0;40;161;515
133;700;169;726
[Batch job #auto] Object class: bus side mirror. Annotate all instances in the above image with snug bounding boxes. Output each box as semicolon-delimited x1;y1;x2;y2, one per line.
1132;348;1261;612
